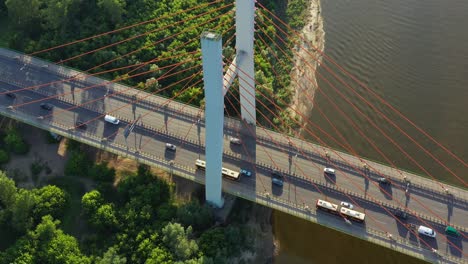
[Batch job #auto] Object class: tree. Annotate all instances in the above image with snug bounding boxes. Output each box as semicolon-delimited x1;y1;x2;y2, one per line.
93;203;119;231
40;0;75;31
97;0;126;24
145;247;172;264
4;128;29;154
81;190;103;215
65;151;89;176
0;149;10;164
176;201;213;232
161;222;198;261
198;228;227;258
33;185;67;220
0;171;17;209
11;189;36;233
95;247;127;264
89;162;115;182
5;0;41;33
32;215;90;264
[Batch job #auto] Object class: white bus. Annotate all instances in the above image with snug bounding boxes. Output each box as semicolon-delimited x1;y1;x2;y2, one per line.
195;159;240;181
339;207;366;223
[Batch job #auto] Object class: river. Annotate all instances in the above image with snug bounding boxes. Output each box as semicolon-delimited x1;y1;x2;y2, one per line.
274;0;468;263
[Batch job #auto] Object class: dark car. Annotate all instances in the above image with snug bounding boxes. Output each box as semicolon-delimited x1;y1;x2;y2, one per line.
40;103;53;110
5;93;16;99
394;209;409;220
75;121;87;130
271;169;283;179
378;177;391;185
272;178;284;187
240;169;252;177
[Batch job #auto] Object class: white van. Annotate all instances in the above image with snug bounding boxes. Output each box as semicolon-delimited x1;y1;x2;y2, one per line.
104;115;120;125
418;225;436;238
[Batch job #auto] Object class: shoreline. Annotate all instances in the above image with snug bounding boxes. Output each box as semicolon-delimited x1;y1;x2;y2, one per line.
288;0;325;128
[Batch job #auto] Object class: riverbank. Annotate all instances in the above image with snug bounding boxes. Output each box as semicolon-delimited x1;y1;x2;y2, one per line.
288;0;325;127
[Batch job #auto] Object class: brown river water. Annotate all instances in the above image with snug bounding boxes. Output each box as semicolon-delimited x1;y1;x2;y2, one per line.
274;0;468;263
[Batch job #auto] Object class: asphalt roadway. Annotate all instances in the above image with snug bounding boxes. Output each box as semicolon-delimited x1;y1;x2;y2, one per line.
0;49;466;262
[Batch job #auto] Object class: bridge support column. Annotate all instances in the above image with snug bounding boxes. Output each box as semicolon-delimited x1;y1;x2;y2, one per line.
236;0;256;125
201;31;224;208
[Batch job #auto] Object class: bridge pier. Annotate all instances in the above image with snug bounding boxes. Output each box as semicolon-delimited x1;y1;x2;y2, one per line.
201;31;224;208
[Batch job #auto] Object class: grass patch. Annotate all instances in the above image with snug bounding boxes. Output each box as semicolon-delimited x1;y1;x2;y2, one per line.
47;176;89;238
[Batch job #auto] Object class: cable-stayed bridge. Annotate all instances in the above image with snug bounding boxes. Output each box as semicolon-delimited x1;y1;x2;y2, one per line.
0;1;466;263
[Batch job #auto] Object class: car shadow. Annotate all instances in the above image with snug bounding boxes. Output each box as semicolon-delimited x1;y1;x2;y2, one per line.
164;149;176;161
324;173;336;184
379;183;393;200
446;235;463;257
271;182;284;196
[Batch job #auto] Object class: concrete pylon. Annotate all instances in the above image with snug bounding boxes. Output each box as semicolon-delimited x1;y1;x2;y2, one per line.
236;0;256;125
201;31;224;208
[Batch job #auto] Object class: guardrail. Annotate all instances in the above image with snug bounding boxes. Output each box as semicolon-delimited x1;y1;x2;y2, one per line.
0;105;464;263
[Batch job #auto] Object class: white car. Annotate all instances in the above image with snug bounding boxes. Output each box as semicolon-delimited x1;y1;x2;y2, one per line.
324;167;336;175
229;137;242;145
165;143;176;151
340;202;353;209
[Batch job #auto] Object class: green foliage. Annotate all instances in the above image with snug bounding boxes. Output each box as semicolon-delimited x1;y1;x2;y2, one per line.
176;201;213;232
4;128;29;155
0;171;16;208
97;0;126;24
81;190;104;216
1;215;90;264
0;149;10;164
286;0;308;29
33;185;68;221
30;161;43;177
95;246;127;264
65;151;90;177
89;162;115;182
93;203;119;231
117;165;171;210
198;226;251;259
161;222;198;261
11;190;36;233
145;246;173;264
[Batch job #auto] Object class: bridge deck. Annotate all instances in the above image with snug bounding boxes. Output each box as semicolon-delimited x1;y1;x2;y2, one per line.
0;48;466;263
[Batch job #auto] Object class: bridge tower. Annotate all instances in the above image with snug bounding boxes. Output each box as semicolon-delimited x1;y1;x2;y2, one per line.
201;0;255;207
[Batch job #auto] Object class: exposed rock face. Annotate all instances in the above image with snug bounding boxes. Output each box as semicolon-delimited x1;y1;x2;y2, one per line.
289;0;325;126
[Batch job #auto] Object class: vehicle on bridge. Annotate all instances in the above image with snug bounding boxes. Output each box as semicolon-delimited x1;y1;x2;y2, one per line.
165;143;176;151
40;103;54;110
271;169;284;187
340;201;354;209
5;92;16;99
316;199;366;223
393;209;409;220
378;177;391;185
324;167;336;175
445;226;460;237
229;137;242;145
418;225;436;238
316;199;339;214
104;115;120;125
195;159;240;181
239;169;252;177
340;207;366;223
